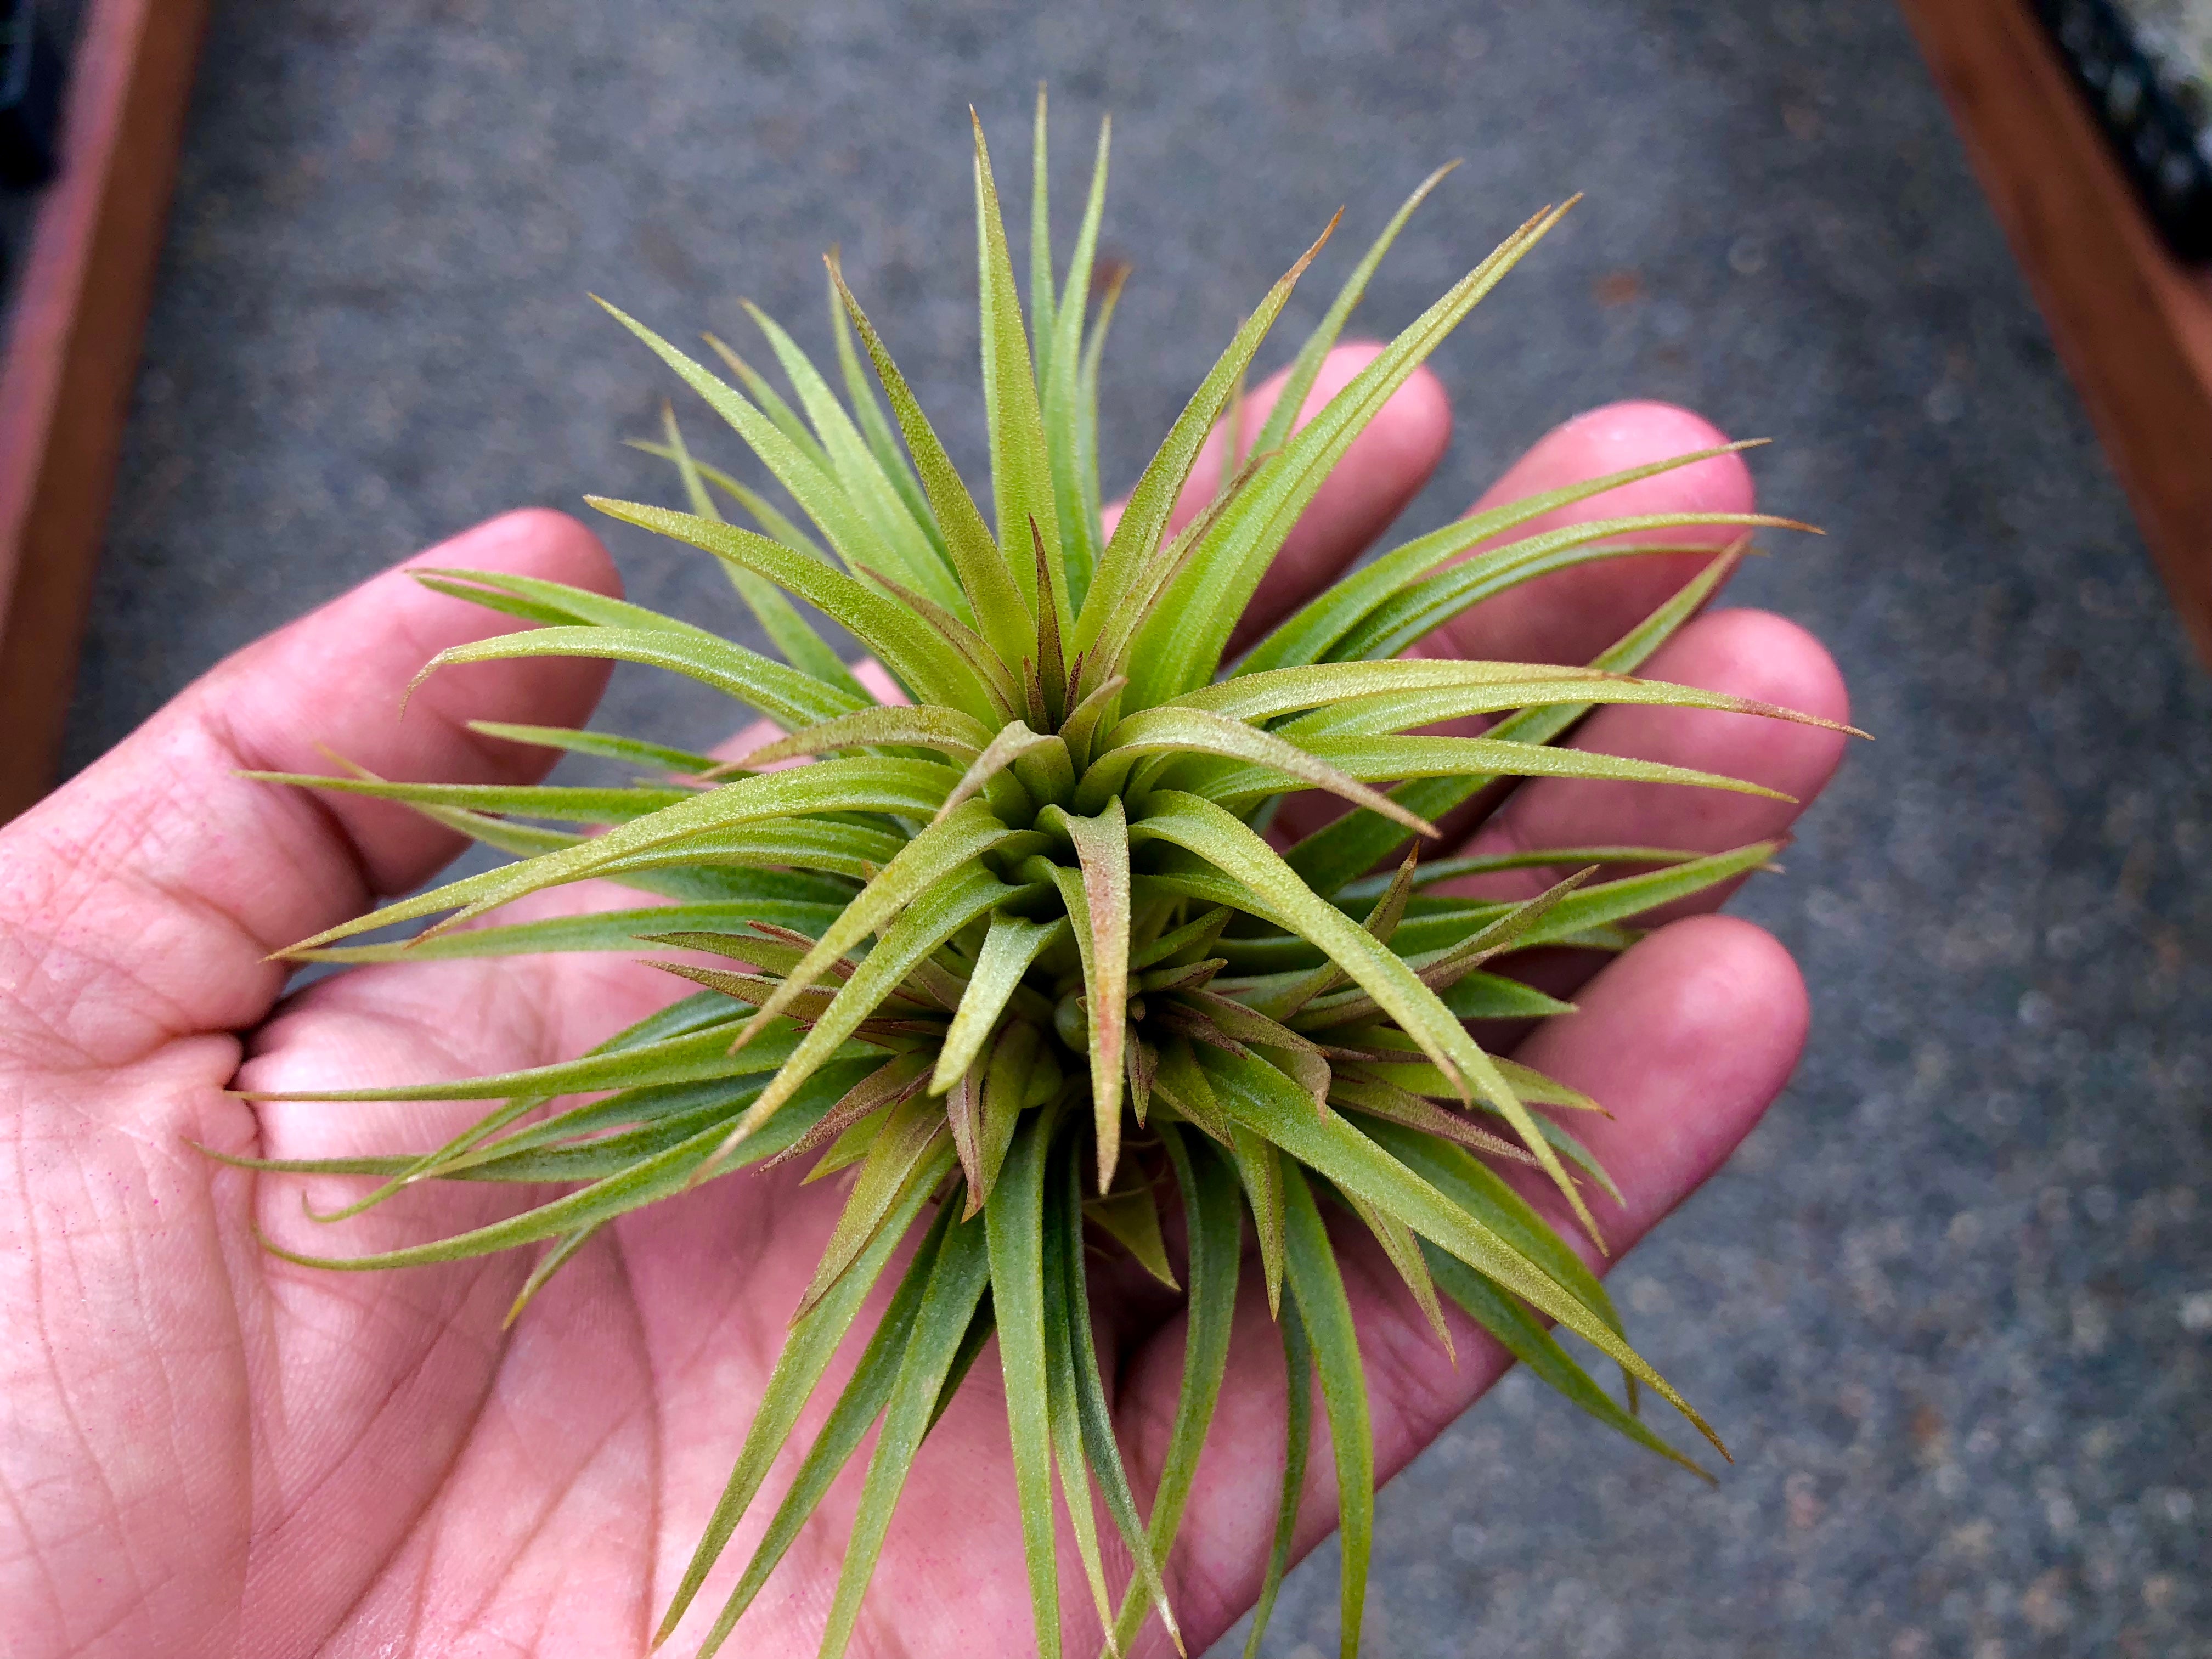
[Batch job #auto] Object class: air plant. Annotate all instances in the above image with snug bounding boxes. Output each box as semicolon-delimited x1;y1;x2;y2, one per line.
228;97;1850;1659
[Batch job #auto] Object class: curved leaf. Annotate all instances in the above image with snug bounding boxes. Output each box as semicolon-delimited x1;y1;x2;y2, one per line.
1082;706;1436;835
1238;441;1762;675
1282;1166;1373;1659
420;624;861;733
586;497;1000;718
724;703;995;769
1282;543;1747;893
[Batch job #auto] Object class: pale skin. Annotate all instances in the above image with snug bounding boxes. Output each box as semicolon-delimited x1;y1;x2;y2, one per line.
0;347;1849;1658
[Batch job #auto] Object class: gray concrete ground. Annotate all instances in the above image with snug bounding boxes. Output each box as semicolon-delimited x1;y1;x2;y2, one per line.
62;1;2212;1655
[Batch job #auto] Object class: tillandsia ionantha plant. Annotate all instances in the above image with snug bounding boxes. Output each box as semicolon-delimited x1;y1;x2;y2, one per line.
223;98;1857;1659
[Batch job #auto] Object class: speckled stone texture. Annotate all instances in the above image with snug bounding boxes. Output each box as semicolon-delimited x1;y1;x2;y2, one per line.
64;2;2212;1655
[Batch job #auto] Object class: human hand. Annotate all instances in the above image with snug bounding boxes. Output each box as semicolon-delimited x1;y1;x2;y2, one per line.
0;346;1847;1658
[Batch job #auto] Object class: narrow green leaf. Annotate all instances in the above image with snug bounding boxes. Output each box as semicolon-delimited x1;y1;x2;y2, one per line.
251;992;748;1220
986;1101;1064;1659
716;856;1027;1155
930;718;1058;823
1330;514;1804;664
1281;543;1748;894
1359;1119;1629;1346
242;772;694;826
1040;1139;1121;1649
739;300;963;611
290;899;851;966
979;1020;1049;1204
586;496;1000;719
1245;852;1415;1022
1233;1125;1287;1317
283;757;960;952
411;564;719;635
628;438;836;563
1336;844;1708;901
1205;1051;1723;1454
1086;1180;1177;1289
926;1288;1000;1433
1238;441;1761;675
1243;1295;1312;1659
1130;792;1505;1110
701;333;832;471
1046;114;1111;597
1434;970;1576;1020
466;720;722;777
599;299;934;597
770;1052;934;1173
1191;732;1795;813
827;256;1035;676
797;1090;955;1321
651;404;869;695
724;702;994;769
1058;1148;1185;1655
256;1109;766;1273
413;573;577;626
944;1056;989;1203
972;111;1068;634
239;1015;793;1104
1108;1125;1240;1655
1126;202;1570;704
421;624;862;733
1498;840;1781;952
1418;1240;1708;1479
1293;868;1594;1032
934;912;1067;1091
1327;1069;1536;1165
1166;657;1591;722
1029;84;1057;391
658;1160;951;1647
1282;1165;1373;1659
825;266;947;572
1081;707;1438;835
377;809;905;904
1074;218;1333;660
1074;260;1128;586
822;1203;995;1659
503;1224;602;1328
1250;161;1460;465
688;1193;960;1659
721;799;1014;1049
1039;799;1131;1190
1341;1183;1455;1357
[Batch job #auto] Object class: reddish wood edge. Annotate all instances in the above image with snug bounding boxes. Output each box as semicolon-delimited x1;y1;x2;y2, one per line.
0;0;210;820
1897;0;2212;670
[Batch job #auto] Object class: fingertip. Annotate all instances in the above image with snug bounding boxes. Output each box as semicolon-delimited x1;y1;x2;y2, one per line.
1631;606;1854;806
1491;400;1754;522
1637;912;1812;1075
1515;913;1808;1234
1658;605;1852;730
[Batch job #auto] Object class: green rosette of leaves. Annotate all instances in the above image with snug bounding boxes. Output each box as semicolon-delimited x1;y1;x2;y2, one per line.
230;98;1853;1659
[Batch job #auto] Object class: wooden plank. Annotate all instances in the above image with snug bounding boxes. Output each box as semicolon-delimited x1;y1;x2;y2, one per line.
1897;0;2212;669
0;0;210;819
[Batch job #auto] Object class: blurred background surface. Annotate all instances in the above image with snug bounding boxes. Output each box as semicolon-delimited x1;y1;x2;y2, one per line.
59;2;2212;1654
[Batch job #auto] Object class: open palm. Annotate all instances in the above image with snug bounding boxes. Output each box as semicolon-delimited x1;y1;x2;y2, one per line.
0;353;1847;1658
